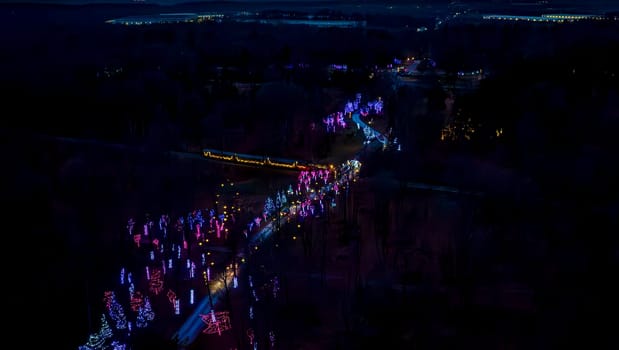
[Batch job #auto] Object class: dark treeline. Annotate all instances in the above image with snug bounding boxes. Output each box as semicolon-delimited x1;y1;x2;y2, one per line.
0;4;424;156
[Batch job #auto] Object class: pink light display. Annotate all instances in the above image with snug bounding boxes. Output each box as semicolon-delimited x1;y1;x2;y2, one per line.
148;269;164;295
200;311;231;335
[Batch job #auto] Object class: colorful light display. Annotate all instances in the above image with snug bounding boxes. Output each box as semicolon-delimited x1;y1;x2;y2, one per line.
81;93;375;348
200;311;231;335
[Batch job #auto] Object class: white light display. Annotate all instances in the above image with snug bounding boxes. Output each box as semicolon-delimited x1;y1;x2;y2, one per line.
190;289;194;305
119;268;125;285
175;299;180;315
150;251;155;261
146;266;150;280
110;341;127;350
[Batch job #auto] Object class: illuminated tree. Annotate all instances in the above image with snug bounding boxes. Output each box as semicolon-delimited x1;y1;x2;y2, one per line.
107;294;127;330
98;314;113;339
143;296;155;321
275;191;282;208
85;333;105;350
136;307;148;328
264;197;275;217
280;191;287;205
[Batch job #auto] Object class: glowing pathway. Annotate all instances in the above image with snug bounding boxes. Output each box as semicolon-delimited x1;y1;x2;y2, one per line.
171;221;277;346
351;111;389;146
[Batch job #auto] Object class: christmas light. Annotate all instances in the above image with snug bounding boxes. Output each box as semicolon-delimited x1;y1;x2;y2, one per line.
167;289;177;304
150;251;155;261
149;268;164;295
252;289;259;302
143;297;155;321
119;268;125;285
105;292;127;330
130;291;144;312
85;333;104;349
103;291;114;310
136;307;148;328
109;341;127;350
146;266;150;280
174;299;180;315
98;314;113;339
190;289;195;305
200;311;231;335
